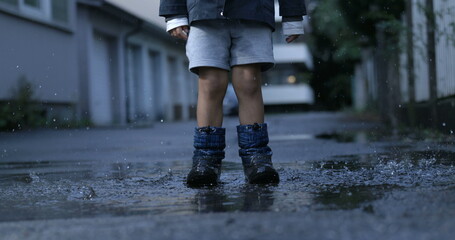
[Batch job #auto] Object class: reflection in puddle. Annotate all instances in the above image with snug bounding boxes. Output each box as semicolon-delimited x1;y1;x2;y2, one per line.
194;186;275;213
315;133;358;142
270;130;383;143
270;134;314;141
0;149;454;222
314;185;398;212
315;131;376;143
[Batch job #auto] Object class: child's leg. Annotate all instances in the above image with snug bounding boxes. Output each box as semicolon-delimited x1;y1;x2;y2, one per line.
231;64;265;125
231;64;279;184
197;67;229;127
187;67;228;187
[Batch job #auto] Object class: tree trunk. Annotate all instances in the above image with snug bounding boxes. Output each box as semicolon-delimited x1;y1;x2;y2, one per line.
406;0;416;127
426;0;438;128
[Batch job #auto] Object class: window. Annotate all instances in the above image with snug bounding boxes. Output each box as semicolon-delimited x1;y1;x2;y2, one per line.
51;0;68;23
24;0;39;7
20;0;47;18
0;0;18;6
0;0;69;26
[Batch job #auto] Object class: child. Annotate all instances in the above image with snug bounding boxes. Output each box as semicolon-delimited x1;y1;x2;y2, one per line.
159;0;307;186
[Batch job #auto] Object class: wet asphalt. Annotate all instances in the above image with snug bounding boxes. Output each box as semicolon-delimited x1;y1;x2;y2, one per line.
0;112;455;240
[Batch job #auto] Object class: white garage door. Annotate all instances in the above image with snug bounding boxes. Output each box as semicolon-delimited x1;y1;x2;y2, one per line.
90;33;113;126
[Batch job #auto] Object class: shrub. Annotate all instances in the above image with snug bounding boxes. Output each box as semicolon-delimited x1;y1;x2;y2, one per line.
0;76;46;131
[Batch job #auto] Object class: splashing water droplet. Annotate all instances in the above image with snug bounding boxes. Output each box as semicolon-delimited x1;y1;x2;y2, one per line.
160;119;164;123
442;122;446;127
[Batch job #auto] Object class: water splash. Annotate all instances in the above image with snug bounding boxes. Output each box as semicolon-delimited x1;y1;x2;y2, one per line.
0;150;454;222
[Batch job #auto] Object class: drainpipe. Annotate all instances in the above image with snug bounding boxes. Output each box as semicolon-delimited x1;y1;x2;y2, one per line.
123;20;144;124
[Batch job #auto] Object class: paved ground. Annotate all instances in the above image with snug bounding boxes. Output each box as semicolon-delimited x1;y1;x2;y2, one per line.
1;112;455;240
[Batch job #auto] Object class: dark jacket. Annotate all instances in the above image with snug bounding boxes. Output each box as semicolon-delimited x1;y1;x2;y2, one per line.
159;0;307;30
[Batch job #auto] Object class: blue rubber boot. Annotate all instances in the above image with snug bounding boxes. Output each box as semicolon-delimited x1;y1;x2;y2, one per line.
187;126;225;187
237;123;279;184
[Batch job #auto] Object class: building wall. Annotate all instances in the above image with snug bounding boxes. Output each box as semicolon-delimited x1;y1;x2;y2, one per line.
76;6;128;125
0;3;78;114
77;4;195;126
411;0;431;102
127;33;196;122
434;0;455;98
0;1;196;127
399;0;455;103
354;0;455;131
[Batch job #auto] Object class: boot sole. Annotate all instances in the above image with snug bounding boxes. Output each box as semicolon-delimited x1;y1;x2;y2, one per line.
186;174;219;188
248;171;280;184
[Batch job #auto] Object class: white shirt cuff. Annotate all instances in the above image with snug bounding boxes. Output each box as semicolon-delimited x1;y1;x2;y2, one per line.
283;21;305;36
166;17;189;32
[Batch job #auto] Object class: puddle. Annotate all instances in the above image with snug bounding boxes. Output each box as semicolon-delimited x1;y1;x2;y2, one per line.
0;150;455;222
313;185;396;211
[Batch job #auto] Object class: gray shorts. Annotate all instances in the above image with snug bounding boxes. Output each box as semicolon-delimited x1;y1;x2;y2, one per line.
186;19;275;74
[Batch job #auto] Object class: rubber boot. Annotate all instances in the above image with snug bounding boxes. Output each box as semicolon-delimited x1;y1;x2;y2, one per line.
186;126;225;187
237;123;279;184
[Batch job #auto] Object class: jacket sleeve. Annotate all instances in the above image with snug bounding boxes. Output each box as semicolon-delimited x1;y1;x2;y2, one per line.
278;0;307;17
159;0;188;18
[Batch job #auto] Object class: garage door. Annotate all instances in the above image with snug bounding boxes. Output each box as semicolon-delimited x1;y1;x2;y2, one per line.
90;33;113;126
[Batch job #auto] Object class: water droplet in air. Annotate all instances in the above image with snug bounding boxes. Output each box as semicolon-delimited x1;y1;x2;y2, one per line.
442;122;446;127
160;119;164;123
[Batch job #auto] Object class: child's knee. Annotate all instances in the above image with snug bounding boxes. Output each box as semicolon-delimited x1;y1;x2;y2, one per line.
198;68;228;99
233;66;262;96
200;80;227;97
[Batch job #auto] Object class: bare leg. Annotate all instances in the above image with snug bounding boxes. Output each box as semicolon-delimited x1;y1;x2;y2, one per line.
197;67;229;127
231;64;264;125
